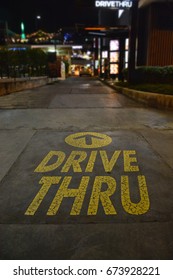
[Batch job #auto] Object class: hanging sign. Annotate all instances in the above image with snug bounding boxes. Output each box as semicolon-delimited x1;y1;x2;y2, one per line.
95;0;133;8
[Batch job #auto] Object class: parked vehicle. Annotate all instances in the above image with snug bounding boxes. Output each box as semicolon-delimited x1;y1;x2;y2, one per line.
79;66;92;77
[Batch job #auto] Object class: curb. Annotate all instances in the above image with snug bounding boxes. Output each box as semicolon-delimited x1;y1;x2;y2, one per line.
115;85;173;110
0;77;49;96
101;79;173;110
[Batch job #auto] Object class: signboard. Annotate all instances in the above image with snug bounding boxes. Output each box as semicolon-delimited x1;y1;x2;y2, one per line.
95;0;133;8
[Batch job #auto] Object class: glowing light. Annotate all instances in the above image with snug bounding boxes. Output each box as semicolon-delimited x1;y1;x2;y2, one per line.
21;22;26;40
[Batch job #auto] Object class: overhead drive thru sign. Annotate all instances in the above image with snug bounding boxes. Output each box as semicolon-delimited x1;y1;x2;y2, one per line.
95;0;133;8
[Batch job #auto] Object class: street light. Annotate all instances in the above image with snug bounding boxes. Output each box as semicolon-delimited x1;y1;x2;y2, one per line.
35;15;41;30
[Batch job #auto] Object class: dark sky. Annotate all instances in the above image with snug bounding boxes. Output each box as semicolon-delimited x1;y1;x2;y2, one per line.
0;0;98;33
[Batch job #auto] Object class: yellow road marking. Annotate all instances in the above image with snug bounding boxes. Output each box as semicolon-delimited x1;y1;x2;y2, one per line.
25;175;150;216
25;176;61;215
121;175;150;215
123;150;139;172
25;132;150;217
34;151;65;173
65;132;112;149
100;150;121;172
88;176;117;215
61;151;87;172
34;150;139;173
47;176;89;215
85;151;97;172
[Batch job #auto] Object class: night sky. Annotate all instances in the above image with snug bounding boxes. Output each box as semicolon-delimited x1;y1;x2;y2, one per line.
0;0;98;33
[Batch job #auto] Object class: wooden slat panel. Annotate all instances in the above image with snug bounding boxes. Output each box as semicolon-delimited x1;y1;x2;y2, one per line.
148;29;173;66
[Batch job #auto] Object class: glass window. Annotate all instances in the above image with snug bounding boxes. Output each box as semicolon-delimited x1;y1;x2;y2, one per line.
102;51;108;58
125;51;128;63
110;52;119;63
110;40;119;51
110;64;119;74
125;38;129;51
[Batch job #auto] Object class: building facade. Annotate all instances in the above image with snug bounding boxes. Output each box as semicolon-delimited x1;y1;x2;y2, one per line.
138;0;173;66
93;0;173;79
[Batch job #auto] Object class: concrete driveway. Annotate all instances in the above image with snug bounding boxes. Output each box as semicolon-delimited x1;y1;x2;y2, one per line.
0;76;173;260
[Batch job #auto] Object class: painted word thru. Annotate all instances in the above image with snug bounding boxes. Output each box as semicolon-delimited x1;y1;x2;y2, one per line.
25;149;150;216
25;175;149;216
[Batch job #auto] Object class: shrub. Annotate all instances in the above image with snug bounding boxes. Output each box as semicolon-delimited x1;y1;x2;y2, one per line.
0;48;48;78
122;66;173;84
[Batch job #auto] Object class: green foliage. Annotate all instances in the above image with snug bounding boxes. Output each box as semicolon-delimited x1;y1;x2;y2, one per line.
0;48;48;78
115;81;173;95
122;68;128;80
27;49;47;66
0;49;9;77
122;66;173;84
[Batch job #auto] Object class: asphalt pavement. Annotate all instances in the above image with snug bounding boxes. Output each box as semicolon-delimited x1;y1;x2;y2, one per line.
0;76;173;260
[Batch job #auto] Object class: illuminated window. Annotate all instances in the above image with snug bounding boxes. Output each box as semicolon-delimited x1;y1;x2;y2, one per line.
110;40;119;51
110;52;119;63
110;64;119;74
95;60;99;69
102;51;108;58
125;38;129;51
125;51;128;63
125;38;129;68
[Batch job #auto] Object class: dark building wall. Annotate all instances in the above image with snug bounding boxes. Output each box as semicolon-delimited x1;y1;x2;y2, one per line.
138;3;173;66
148;29;173;65
98;9;118;26
147;3;173;65
137;7;150;65
98;8;130;27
